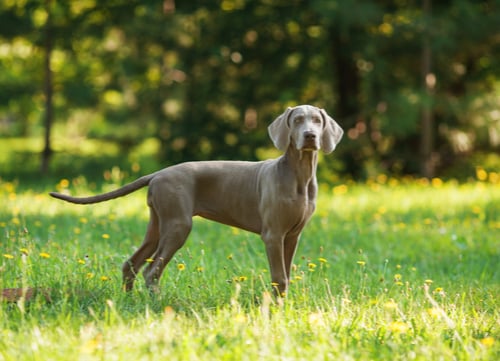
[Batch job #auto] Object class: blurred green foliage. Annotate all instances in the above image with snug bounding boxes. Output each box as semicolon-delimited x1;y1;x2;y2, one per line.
0;0;499;180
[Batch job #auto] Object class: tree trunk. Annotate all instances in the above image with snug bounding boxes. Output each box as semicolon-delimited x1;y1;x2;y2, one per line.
420;0;435;178
329;26;362;177
331;29;359;124
41;0;53;175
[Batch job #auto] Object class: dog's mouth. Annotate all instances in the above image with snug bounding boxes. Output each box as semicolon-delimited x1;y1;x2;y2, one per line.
300;141;319;151
300;146;318;152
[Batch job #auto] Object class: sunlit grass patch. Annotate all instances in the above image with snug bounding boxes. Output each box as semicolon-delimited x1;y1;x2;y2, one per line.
0;177;499;360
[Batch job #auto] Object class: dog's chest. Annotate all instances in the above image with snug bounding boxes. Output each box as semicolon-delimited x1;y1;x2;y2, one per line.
281;190;316;228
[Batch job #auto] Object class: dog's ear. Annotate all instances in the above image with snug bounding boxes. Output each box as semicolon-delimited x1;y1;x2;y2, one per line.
268;107;294;152
319;108;344;154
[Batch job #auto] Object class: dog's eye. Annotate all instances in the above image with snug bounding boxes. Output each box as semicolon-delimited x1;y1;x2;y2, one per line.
312;116;321;124
294;115;304;124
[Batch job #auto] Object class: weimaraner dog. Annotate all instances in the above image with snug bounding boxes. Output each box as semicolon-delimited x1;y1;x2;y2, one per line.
50;105;343;295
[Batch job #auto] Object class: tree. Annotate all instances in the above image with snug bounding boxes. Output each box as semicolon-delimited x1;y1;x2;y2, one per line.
0;0;499;179
41;0;53;174
420;0;434;178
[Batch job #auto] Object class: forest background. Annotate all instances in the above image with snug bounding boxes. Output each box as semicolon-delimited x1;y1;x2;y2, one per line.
1;0;499;183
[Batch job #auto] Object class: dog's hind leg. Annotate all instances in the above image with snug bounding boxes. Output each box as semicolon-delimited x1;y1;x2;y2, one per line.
122;207;160;291
142;217;193;293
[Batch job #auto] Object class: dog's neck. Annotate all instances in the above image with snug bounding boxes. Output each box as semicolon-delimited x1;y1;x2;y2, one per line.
283;147;318;197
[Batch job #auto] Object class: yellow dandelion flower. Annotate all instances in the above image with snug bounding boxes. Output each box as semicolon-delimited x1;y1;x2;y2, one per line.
234;314;247;323
19;248;29;255
3;254;14;259
357;261;366;266
11;217;20;225
472;206;482;214
196;266;204;272
227;254;233;260
79;217;88;224
376;174;388;184
308;262;317;269
177;263;186;271
318;257;327;263
146;258;154;263
384;299;398;310
74;227;81;234
164;306;175;315
433;287;446;296
388;321;410;334
333;184;348;195
238;276;247;282
271;282;279;287
102;234;110;239
394;274;402;282
480;336;495;347
418;177;430;186
100;276;110;281
59;179;70;188
378;206;387;214
431;178;443;187
78;259;86;265
39;252;50;259
131;162;141;173
427;308;440;319
86;272;94;279
4;182;15;193
424;279;433;285
295;275;303;280
476;167;488;181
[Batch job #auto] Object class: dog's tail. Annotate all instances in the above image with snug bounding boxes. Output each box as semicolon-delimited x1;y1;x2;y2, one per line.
49;174;155;205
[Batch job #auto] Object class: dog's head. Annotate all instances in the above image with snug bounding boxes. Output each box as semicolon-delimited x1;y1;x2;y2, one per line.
268;105;343;154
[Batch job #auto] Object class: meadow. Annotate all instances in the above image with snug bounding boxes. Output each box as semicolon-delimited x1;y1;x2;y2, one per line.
1;169;499;360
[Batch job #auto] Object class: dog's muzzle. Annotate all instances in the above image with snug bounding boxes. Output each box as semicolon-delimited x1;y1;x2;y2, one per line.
301;131;319;151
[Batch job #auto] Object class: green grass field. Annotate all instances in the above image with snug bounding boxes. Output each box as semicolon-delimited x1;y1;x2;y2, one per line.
1;172;499;360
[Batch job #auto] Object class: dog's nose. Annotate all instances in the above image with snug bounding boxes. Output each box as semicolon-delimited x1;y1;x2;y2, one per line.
304;131;317;141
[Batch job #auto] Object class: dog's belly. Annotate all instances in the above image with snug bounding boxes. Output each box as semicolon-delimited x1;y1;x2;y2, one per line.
195;210;262;234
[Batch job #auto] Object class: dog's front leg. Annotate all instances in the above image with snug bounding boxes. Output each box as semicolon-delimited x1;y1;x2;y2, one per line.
262;231;288;296
283;233;300;284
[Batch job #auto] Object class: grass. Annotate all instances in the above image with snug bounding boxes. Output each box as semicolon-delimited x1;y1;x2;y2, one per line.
1;171;499;360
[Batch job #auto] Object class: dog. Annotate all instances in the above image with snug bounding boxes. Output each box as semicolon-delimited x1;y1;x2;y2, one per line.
50;105;343;295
